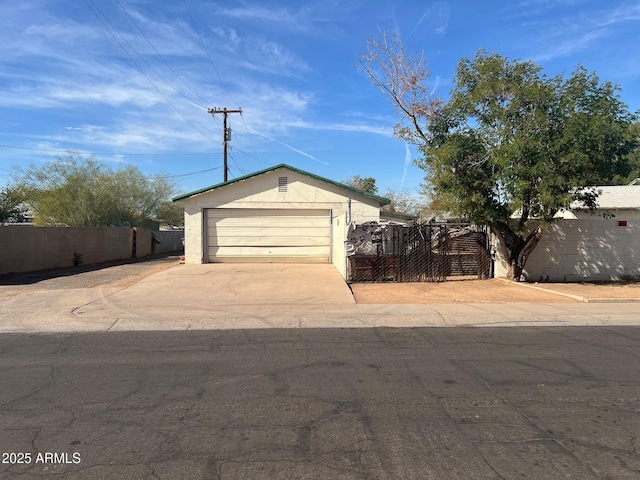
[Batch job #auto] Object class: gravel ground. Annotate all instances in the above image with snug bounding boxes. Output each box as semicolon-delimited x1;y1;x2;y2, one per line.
0;254;180;300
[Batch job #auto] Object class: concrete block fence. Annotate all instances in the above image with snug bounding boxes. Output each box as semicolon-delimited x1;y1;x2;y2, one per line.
0;226;184;275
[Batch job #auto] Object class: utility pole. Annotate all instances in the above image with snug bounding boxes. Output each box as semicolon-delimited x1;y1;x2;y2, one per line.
207;107;242;182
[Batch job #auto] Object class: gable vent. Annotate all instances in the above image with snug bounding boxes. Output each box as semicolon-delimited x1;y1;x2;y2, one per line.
278;176;288;193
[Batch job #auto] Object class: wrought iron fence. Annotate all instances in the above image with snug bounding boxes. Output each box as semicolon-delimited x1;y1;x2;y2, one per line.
346;222;492;282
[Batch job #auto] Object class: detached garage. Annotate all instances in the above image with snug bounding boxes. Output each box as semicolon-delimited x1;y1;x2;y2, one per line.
173;164;389;279
205;208;331;263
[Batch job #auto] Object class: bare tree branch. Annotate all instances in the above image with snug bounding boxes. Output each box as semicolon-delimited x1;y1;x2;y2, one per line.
358;28;442;145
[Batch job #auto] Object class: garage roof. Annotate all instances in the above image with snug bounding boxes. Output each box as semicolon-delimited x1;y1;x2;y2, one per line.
172;163;391;205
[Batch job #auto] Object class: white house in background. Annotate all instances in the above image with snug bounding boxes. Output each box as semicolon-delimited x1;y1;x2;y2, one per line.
556;183;640;219
172;164;390;280
496;182;640;282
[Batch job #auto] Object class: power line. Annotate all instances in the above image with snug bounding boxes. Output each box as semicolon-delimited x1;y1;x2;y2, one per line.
230;146;273;168
182;2;262;175
183;0;238;106
153;166;222;179
181;1;259;166
228;151;248;176
1;158;221;182
0;144;220;156
83;0;217;143
116;0;213;108
237;111;261;166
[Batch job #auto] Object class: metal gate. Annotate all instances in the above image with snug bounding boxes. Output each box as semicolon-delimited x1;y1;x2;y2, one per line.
347;222;492;282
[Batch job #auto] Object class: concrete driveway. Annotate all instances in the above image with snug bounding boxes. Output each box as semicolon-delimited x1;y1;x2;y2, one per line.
69;263;362;331
116;263;356;306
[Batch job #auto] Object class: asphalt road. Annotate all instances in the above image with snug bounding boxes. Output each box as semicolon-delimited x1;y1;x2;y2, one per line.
1;327;639;479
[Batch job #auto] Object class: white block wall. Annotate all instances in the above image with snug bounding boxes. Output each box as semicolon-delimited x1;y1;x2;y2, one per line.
496;219;640;281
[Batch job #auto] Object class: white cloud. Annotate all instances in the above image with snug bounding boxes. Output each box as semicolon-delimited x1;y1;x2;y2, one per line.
500;0;590;19
24;22;99;42
49;84;163;108
211;4;315;33
401;144;412;188
209;28;310;76
121;8;202;57
0;0;402;177
0;66;169;110
49;113;217;152
513;3;640;62
408;2;450;38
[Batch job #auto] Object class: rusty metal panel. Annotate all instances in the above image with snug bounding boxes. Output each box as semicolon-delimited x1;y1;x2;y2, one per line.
347;222;491;282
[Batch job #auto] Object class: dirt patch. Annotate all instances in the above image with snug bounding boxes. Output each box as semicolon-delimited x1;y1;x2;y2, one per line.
105;259;179;288
351;278;640;304
350;278;578;304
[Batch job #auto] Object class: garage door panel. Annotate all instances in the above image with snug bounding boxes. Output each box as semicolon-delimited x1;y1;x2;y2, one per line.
207;255;328;264
211;236;330;247
211;217;328;228
208;227;330;238
208;246;330;258
207;208;326;218
206;208;330;263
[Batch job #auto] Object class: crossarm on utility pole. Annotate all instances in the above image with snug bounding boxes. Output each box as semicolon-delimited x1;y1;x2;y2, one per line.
207;107;243;182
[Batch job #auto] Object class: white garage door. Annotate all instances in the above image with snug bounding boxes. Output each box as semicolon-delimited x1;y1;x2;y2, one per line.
206;209;331;263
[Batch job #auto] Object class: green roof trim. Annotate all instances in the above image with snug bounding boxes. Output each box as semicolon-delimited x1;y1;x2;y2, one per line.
172;163;391;205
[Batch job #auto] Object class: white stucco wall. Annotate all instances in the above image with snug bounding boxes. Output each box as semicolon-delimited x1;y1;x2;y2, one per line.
183;205;204;264
177;168;382;278
555;208;640;219
330;211;347;279
494;218;640;282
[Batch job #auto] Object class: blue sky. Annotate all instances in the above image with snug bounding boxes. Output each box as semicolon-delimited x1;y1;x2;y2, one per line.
1;0;639;196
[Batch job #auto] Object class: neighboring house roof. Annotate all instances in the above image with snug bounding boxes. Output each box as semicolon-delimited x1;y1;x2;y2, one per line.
380;211;417;222
172;163;391;205
571;185;640;210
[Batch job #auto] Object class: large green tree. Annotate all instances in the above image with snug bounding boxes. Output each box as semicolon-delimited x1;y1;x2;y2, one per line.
155;201;184;229
342;175;379;195
614;121;640;183
360;31;638;280
18;153;177;227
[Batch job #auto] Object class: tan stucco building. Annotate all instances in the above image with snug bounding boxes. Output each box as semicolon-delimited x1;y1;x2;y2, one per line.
173;164;390;279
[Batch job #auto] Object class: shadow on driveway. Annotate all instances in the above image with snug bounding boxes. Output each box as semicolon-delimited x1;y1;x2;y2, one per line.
0;252;182;286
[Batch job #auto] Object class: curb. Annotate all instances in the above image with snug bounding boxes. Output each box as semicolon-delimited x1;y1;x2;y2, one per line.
585;298;640;303
497;278;640;304
497;278;587;302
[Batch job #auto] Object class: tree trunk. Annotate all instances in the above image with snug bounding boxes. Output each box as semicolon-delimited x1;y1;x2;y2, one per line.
492;223;546;282
517;224;545;280
507;261;525;282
